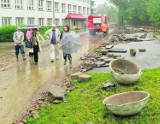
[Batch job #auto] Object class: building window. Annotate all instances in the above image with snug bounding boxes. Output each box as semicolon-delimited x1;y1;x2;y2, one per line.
61;3;65;13
55;2;59;12
1;0;11;8
16;17;24;26
83;7;86;15
78;6;81;14
62;19;66;25
46;1;52;11
55;19;59;26
68;4;71;13
15;0;23;9
73;20;77;27
2;17;11;26
87;8;90;15
38;18;44;26
38;0;44;11
27;0;34;10
47;18;52;26
27;18;35;26
73;5;76;14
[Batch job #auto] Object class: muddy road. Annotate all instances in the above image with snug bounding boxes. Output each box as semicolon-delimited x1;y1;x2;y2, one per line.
0;32;108;124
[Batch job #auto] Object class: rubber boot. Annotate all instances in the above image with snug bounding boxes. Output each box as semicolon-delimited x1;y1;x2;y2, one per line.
16;56;19;61
69;59;72;68
64;59;67;65
22;54;26;61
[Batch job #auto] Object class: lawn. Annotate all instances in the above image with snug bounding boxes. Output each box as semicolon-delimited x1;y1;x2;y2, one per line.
27;68;160;124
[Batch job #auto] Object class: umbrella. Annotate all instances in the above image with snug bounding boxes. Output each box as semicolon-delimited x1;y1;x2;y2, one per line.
60;32;81;54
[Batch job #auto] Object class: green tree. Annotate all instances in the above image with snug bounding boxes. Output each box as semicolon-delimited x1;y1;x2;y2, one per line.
108;0;151;26
147;0;160;26
108;0;130;26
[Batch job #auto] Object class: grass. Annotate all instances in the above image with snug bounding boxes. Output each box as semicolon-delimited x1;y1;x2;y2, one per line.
27;68;160;124
72;29;83;33
93;48;101;53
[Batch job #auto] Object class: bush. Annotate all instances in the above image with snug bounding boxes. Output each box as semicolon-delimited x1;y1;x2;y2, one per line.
0;25;28;42
0;25;74;42
38;26;50;35
0;25;17;42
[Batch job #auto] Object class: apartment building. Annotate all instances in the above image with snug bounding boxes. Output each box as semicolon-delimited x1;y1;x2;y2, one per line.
0;0;91;29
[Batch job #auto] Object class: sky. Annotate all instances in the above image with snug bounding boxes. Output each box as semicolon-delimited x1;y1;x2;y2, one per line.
93;0;106;5
93;0;113;7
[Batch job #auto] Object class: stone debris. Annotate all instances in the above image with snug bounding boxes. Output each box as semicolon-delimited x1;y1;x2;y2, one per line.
64;82;76;91
81;61;96;71
106;45;114;49
101;64;109;67
71;72;82;80
108;48;127;53
101;49;108;55
78;74;92;82
32;111;40;119
98;56;108;61
130;49;136;56
95;61;106;68
139;49;146;52
105;59;114;63
101;82;116;90
47;84;66;101
52;99;62;104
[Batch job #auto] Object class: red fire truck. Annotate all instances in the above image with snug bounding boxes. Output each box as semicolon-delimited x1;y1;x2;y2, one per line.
88;16;109;35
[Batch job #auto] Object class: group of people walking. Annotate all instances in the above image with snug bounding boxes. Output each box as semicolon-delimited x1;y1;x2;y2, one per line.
13;24;73;67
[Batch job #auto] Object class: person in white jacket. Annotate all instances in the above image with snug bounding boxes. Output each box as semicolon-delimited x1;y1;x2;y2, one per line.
13;27;26;61
45;24;61;62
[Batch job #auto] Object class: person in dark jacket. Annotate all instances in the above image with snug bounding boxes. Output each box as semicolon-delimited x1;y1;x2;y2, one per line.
30;28;44;65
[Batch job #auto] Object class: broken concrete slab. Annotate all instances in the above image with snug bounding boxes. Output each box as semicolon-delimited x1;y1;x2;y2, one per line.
98;56;108;61
95;61;106;68
89;58;96;62
81;61;95;71
71;72;82;80
105;59;114;63
113;55;121;59
139;49;146;52
52;99;62;104
124;37;138;41
78;74;92;82
109;48;127;53
101;82;116;90
130;49;136;56
47;84;66;101
101;49;108;55
106;45;114;49
107;54;115;58
101;64;109;67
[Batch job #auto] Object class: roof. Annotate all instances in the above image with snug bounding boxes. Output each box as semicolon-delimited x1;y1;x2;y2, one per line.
65;13;87;19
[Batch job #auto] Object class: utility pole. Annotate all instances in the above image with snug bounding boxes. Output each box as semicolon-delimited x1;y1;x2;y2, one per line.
53;0;55;23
